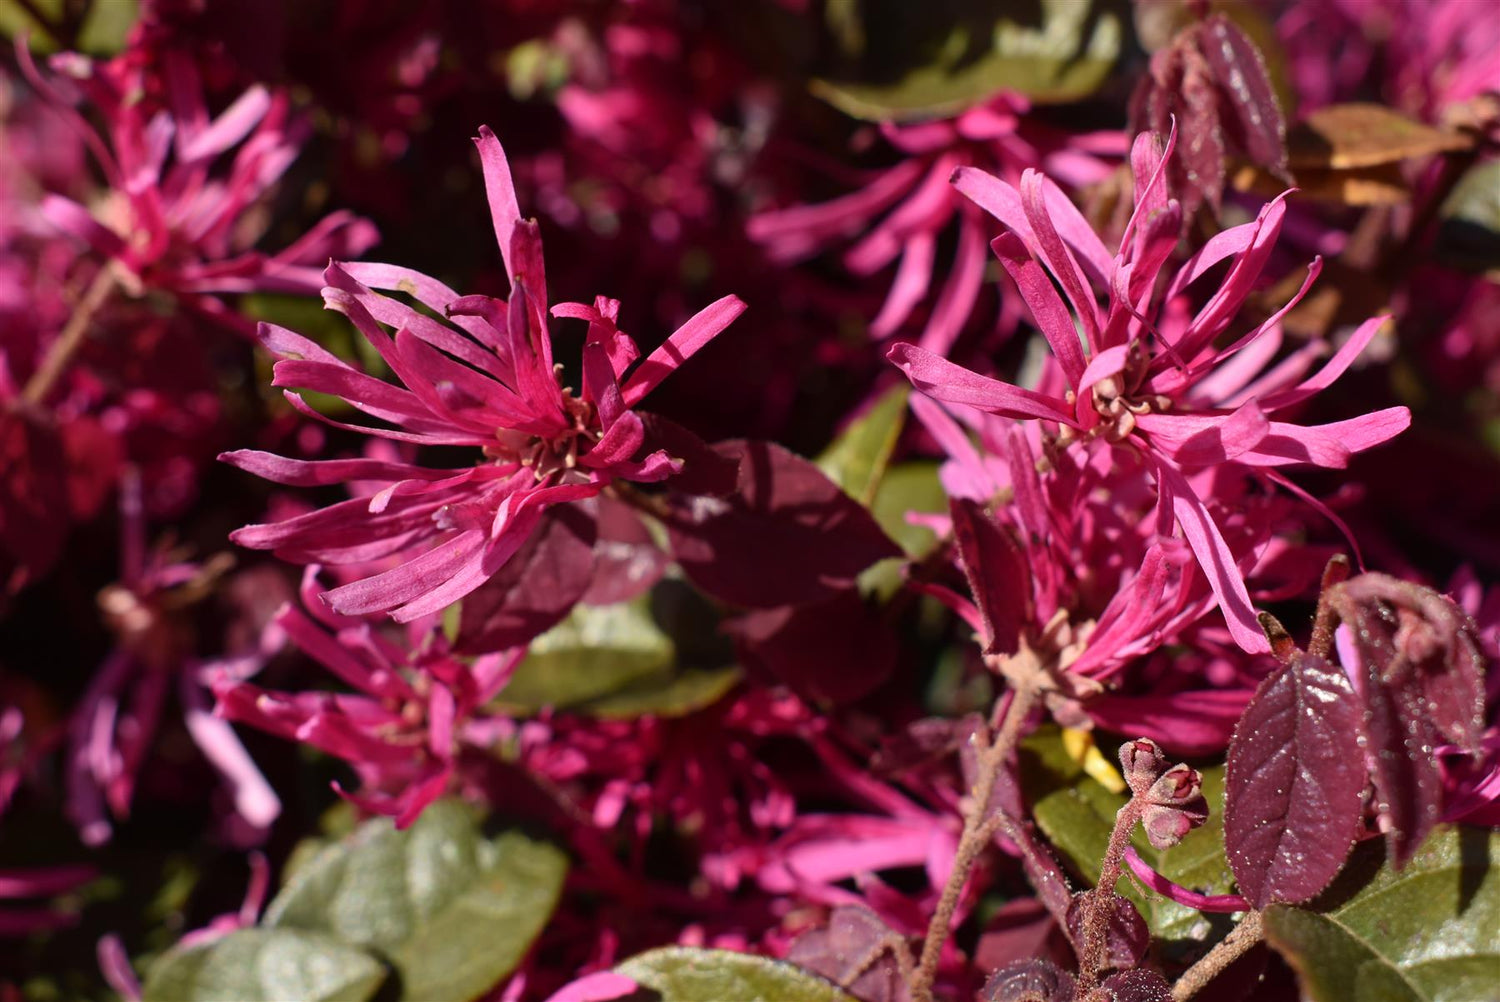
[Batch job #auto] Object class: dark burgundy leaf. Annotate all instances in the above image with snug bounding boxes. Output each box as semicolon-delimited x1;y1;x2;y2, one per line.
663;439;899;608
1224;654;1364;907
1066;893;1148;972
870;715;982;775
981;959;1076;1002
724;588;895;704
1359;669;1445;868
581;496;669;605
1179;45;1228;214
786;905;909;1002
1199;14;1288;178
974;898;1071;975
1091;968;1173;1002
1330;574;1488;865
456;503;597;653
640;413;740;497
1333;574;1487;752
949;499;1029;656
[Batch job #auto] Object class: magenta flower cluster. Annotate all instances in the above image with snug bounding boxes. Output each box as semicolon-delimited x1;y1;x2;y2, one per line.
1;3;1497;1002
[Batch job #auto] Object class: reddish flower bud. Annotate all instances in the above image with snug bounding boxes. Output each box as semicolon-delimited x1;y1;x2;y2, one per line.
1140;764;1208;849
1118;738;1169;796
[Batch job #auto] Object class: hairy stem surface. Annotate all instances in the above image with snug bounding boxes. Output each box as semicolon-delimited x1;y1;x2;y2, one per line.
1170;910;1264;1001
909;685;1037;1002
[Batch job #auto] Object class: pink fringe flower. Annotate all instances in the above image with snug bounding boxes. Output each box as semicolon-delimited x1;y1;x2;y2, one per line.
222;126;744;622
891;129;1410;652
212;568;524;827
15;42;376;319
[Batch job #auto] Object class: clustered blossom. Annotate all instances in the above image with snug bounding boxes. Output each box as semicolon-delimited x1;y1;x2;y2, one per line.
222;126;744;622
3;4;1498;1002
15;39;376;331
213;569;524;827
892;128;1410;653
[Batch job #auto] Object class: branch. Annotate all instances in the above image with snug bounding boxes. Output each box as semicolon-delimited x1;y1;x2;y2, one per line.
1170;910;1263;1001
908;685;1037;1002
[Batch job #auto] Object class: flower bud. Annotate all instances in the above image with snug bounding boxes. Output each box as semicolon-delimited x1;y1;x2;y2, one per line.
1140;763;1208;849
1118;738;1168;797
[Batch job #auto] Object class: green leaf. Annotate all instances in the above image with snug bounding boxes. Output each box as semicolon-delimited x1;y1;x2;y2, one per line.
617;946;861;1002
264;800;567;1002
496;599;675;712
1;0;139;55
860;460;948;600
1437;161;1500;279
583;665;742;719
869;461;946;558
1021;727;1237;956
817;385;909;506
813;0;1122;122
1264;826;1500;1002
141;928;386;1002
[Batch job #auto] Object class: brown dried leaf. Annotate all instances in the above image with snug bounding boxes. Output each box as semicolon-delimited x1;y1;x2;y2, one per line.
1288;103;1473;170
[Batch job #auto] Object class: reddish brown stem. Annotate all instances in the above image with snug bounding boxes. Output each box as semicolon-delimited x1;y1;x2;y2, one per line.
908;685;1037;1002
1076;799;1144;993
20;264;118;409
1170;910;1263;1001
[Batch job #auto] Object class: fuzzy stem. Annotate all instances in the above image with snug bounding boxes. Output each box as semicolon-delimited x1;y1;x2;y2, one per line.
909;685;1037;1002
1170;910;1264;1001
20;263;119;408
1076;799;1144;993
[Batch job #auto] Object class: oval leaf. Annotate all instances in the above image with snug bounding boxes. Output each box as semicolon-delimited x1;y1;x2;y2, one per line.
616;946;861;1002
496;598;675;713
1224;654;1365;908
457;503;598;653
664;440;900;608
264;801;566;1002
1264;826;1500;1002
1288;103;1472;170
141;928;386;1002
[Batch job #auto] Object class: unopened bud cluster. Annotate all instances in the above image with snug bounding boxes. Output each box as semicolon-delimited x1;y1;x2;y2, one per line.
1118;738;1208;849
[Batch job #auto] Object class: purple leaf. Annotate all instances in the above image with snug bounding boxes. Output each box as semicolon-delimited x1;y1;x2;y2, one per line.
1066;892;1148;972
949;499;1030;656
581;497;668;606
663;440;899;608
785;905;909;1002
1179;46;1228;214
1224;653;1365;907
725;589;896;704
980;959;1076;1002
1360;674;1445;869
640;414;740;497
1200;14;1288;178
1331;574;1489;865
456;504;597;652
1094;968;1174;1002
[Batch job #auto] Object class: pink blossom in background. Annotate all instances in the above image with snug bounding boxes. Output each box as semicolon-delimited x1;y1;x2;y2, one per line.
751;95;1123;354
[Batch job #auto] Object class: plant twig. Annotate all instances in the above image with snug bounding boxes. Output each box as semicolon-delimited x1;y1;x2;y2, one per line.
1170;910;1263;1001
909;685;1037;1002
20;263;119;408
1075;799;1144;994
